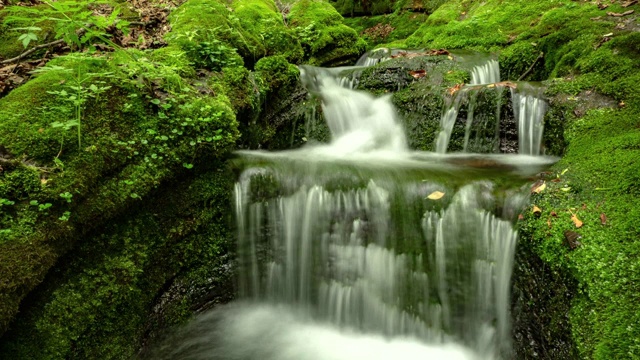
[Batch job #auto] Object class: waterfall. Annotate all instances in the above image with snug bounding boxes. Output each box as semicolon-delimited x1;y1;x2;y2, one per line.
158;59;555;360
436;58;501;154
511;89;547;155
470;59;500;85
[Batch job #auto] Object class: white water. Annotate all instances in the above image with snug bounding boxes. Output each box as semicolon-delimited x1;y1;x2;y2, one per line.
435;58;501;153
511;89;547;155
159;60;554;360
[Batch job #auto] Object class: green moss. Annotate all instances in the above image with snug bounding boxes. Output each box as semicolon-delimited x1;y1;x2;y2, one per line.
288;0;366;66
232;0;304;63
344;11;429;48
520;103;640;359
0;167;235;360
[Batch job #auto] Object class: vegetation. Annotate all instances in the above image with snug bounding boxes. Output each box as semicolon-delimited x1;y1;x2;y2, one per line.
398;0;640;358
0;0;638;358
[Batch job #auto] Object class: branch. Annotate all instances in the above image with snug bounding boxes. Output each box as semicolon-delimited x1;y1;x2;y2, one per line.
0;39;65;65
518;52;544;81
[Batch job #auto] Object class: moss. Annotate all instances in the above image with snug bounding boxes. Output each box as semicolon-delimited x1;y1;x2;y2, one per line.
343;11;429;48
0;49;240;335
288;0;366;66
231;0;304;63
520;103;640;359
0;166;235;360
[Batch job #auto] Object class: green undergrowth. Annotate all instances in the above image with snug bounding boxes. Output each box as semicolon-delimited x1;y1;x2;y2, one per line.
288;0;367;65
329;0;446;16
0;0;321;344
343;11;429;48
405;0;638;84
520;97;640;359
0;166;235;359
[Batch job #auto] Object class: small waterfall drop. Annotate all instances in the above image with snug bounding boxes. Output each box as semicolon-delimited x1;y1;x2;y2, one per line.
158;58;556;360
435;58;501;154
511;89;547;155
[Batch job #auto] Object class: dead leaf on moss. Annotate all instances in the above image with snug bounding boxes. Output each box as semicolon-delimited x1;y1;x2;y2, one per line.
447;83;463;96
607;10;635;17
600;213;607;225
622;0;638;7
571;213;583;228
564;230;582;250
532;205;542;216
531;181;546;194
409;70;427;79
427;191;445;200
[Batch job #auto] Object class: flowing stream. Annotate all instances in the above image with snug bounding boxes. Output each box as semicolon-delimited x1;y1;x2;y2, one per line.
158;59;555;360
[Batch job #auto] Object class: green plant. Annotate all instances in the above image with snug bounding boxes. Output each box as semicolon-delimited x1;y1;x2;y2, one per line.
3;0;129;52
40;63;113;149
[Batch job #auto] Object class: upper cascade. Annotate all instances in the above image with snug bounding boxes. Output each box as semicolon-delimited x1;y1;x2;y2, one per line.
299;65;408;154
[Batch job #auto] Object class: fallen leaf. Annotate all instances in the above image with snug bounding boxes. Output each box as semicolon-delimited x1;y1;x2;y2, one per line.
494;81;518;89
598;3;610;9
561;168;569;175
532;181;546;194
532;205;542;216
603;32;614;37
571;214;583;228
607;10;635;16
600;213;607;225
622;0;638;7
561;187;572;192
518;214;524;221
427;191;445;200
40;178;48;185
409;70;427;79
447;83;463;96
547;218;552;228
551;211;558;217
564;230;582;250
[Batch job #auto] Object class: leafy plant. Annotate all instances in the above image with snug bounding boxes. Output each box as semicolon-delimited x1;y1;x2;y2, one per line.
3;0;129;51
38;63;113;149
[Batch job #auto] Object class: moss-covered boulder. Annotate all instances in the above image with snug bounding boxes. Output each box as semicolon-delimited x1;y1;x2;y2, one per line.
288;0;367;66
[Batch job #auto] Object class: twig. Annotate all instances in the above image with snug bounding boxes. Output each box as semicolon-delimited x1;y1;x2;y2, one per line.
518;52;544;81
0;39;65;65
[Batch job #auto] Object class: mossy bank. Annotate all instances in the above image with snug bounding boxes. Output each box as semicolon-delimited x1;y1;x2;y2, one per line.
0;0;365;358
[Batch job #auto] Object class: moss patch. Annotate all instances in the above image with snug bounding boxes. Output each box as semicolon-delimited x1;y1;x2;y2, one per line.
288;0;367;66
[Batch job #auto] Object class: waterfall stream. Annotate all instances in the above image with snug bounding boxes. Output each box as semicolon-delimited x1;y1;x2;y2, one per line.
159;58;555;360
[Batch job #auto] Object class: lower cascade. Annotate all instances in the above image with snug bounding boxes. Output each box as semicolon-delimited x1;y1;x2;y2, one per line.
159;63;555;360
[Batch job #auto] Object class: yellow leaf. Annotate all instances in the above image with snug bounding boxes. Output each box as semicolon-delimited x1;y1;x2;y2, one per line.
561;168;569;175
427;191;445;200
532;205;542;216
571;214;583;228
561;187;571;192
532;182;546;193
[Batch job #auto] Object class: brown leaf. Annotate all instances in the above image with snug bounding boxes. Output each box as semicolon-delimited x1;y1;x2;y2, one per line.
607;10;635;16
531;181;546;194
494;81;518;89
622;0;638;7
598;3;610;9
600;213;607;225
532;205;542;217
551;211;558;217
409;70;427;79
447;83;463;96
564;230;582;250
571;214;583;228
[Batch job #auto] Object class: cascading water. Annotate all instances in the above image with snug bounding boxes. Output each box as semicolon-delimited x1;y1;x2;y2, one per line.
156;61;555;360
511;88;547;155
435;58;501;154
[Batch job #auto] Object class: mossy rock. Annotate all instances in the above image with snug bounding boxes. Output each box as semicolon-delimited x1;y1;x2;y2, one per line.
231;0;304;64
288;0;366;66
0;50;240;335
